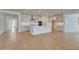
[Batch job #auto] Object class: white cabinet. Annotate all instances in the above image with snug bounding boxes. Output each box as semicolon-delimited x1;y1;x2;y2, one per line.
31;26;51;35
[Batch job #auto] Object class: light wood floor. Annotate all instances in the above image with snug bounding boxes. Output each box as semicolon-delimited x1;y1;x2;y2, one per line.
0;30;79;50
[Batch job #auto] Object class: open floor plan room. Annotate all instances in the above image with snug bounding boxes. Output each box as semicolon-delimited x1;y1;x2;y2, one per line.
0;9;79;50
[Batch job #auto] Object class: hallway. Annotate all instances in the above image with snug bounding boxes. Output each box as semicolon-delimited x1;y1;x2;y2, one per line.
0;30;79;50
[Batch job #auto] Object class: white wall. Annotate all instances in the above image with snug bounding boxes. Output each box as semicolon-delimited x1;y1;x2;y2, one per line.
5;15;17;31
0;13;31;33
64;14;79;32
18;14;31;32
0;13;5;35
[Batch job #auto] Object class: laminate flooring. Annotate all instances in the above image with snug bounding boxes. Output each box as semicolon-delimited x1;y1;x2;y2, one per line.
0;30;79;50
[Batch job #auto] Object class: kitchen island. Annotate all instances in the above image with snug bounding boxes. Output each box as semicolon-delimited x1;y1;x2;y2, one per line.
31;26;51;35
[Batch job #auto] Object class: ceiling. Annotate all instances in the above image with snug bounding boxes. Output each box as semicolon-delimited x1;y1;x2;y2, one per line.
1;9;77;16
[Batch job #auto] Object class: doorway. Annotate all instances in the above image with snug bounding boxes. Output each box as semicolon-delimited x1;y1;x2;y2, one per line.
6;15;18;32
8;19;17;32
52;14;64;32
52;16;57;31
52;20;57;31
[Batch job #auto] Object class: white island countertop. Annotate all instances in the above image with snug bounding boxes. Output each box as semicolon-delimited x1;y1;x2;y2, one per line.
31;26;52;35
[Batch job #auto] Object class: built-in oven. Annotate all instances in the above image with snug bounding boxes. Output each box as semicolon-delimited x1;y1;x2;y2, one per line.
38;21;42;26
